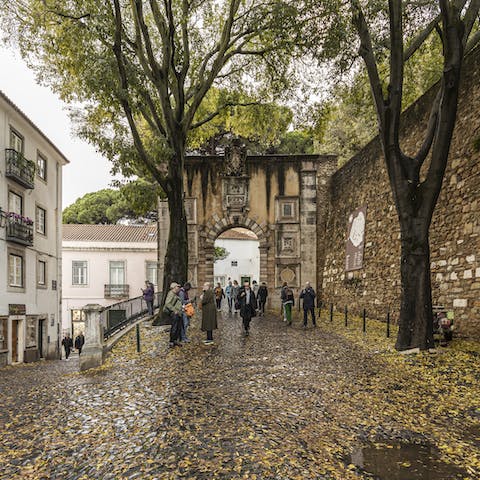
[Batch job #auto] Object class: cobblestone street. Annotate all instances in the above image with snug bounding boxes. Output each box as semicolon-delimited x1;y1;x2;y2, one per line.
1;311;479;479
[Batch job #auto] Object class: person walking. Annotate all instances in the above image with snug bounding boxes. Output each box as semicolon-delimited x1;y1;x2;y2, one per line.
201;282;217;344
225;280;234;314
179;282;192;342
257;282;268;316
238;280;257;336
280;282;289;322
232;280;240;314
61;333;73;360
283;285;295;326
214;282;225;311
74;332;85;355
142;281;155;316
300;282;316;328
164;282;183;348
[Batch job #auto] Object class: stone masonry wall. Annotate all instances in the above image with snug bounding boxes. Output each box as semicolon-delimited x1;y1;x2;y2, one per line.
322;46;480;338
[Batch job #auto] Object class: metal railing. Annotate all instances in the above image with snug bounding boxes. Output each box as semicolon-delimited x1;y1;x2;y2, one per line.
102;292;162;340
104;284;130;298
6;217;34;246
5;149;35;189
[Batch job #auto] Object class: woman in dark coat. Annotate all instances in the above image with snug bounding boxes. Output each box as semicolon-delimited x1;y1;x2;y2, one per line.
201;282;217;344
238;281;257;336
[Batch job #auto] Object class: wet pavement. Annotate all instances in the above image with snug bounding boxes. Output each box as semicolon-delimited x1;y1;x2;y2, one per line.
0;311;478;479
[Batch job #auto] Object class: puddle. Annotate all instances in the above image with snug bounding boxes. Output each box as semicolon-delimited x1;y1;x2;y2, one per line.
347;442;467;480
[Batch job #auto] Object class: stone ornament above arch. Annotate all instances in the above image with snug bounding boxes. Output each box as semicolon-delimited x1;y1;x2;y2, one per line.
202;214;269;248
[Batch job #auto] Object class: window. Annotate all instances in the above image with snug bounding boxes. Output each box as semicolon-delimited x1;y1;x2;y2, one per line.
9;254;24;287
282;203;293;218
214;275;226;286
8;191;23;215
72;261;88;285
109;261;125;285
10;128;24;153
146;261;158;286
0;318;7;351
231;261;238;267
36;206;46;235
37;153;47;181
37;260;47;286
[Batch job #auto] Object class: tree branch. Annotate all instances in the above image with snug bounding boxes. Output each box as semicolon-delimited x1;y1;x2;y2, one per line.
190;101;259;130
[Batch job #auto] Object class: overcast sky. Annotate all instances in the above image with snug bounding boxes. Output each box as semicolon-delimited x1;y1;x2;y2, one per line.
0;47;115;208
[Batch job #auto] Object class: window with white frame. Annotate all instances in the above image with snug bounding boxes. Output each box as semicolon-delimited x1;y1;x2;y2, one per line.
9;254;24;287
8;191;23;215
36;206;46;235
214;275;226;286
37;153;47;181
146;261;158;286
10;128;24;153
37;260;47;286
109;261;125;285
72;261;88;285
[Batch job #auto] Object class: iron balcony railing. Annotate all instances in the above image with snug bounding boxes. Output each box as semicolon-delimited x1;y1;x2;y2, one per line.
6;216;34;246
102;292;162;340
104;284;130;299
5;149;35;189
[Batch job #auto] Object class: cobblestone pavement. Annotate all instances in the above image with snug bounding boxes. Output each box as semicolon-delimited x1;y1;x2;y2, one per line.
0;311;478;479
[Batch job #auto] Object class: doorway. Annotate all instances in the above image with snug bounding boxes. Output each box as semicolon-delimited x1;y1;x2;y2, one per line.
38;318;45;358
12;320;19;362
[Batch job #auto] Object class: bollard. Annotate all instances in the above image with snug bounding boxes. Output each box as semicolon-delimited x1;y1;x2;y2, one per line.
136;323;141;353
362;309;366;333
387;310;390;338
344;306;348;327
330;303;333;322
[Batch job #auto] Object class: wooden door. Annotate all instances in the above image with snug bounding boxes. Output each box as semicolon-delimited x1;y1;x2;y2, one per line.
12;320;19;362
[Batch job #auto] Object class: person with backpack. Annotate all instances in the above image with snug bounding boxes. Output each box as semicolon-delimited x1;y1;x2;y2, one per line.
299;281;316;328
237;280;257;336
179;282;193;342
257;282;268;316
282;285;295;326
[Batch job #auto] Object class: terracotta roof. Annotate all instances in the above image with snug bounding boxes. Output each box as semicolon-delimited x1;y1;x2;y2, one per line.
0;90;70;165
218;228;258;241
62;224;157;242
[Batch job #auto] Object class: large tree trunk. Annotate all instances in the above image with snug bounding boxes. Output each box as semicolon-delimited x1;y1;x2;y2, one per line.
395;216;435;350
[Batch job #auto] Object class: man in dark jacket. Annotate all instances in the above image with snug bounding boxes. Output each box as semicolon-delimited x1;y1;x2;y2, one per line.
62;333;73;360
257;282;268;316
74;332;85;355
300;282;316;328
238;281;257;335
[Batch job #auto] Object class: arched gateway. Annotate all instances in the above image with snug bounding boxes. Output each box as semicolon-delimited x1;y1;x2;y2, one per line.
158;142;337;308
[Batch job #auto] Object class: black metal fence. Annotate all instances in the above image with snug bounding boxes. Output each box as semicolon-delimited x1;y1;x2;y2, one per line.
102;292;162;340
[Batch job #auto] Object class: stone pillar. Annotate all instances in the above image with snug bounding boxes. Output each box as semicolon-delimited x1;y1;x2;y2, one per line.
79;304;104;372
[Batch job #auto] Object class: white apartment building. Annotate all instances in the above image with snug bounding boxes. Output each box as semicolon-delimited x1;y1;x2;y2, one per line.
0;90;68;366
62;224;158;336
214;228;260;286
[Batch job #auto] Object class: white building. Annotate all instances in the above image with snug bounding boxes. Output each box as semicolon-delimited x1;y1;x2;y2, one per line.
214;228;260;286
0;90;68;366
62;224;158;336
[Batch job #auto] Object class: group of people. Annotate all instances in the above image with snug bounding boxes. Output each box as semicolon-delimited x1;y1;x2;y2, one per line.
61;332;85;360
214;279;269;316
163;278;317;346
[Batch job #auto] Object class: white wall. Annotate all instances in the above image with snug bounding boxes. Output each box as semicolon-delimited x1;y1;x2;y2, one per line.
62;241;157;332
213;238;260;286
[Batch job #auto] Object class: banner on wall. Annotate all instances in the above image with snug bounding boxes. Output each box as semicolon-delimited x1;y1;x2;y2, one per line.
345;206;367;272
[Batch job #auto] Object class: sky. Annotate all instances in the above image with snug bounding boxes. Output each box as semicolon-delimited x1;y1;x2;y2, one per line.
0;47;115;208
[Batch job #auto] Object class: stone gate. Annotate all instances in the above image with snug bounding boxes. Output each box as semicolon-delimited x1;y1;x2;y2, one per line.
158;142;337;307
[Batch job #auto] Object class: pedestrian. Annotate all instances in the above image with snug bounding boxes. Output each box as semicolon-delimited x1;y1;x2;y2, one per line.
300;282;316;328
214;282;225;311
280;282;288;321
142;280;155;316
164;282;183;348
232;280;240;314
61;333;73;360
252;280;259;297
257;282;268;316
238;280;257;336
201;282;217;344
179;282;192;342
283;285;295;326
225;280;234;314
74;331;85;355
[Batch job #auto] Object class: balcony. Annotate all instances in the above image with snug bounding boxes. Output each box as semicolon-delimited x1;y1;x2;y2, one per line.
6;215;34;246
5;149;35;189
104;284;130;299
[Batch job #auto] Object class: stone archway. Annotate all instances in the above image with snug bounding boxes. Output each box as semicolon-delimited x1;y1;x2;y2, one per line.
157;141;337;308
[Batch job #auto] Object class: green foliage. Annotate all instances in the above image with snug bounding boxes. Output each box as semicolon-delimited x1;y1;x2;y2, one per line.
274;130;314;154
214;246;229;262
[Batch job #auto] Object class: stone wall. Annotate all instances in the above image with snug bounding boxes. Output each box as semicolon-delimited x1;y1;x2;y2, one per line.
322;46;480;338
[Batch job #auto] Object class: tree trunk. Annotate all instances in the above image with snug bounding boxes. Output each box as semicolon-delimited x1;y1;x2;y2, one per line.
395;219;435;350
